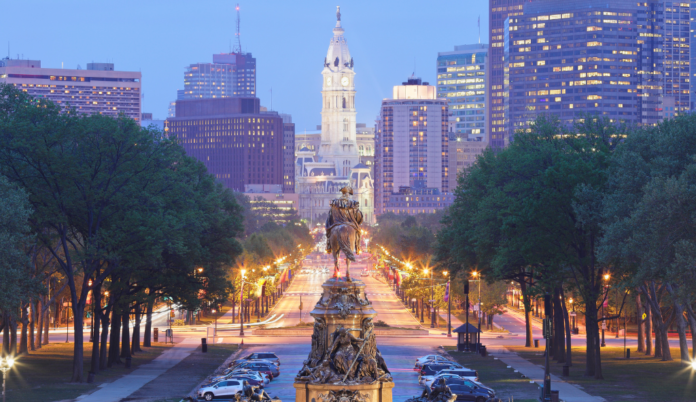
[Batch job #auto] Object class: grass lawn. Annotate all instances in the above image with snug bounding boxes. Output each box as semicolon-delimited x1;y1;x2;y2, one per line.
506;345;696;402
444;346;540;402
454;313;509;334
5;341;172;402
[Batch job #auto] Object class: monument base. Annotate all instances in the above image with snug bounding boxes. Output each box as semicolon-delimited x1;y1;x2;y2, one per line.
293;381;394;402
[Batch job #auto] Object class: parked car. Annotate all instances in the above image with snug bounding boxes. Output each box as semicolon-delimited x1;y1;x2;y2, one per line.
209;371;266;387
360;271;369;277
226;369;270;385
420;371;477;389
197;379;243;401
439;369;479;381
419;363;464;378
448;383;495;402
232;352;281;366
414;355;453;370
234;361;280;379
429;378;490;393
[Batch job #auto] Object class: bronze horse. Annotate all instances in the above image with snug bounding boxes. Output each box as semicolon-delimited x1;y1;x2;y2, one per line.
326;187;363;281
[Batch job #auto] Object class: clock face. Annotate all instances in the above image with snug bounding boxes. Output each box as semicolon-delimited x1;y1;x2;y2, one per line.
341;77;349;87
326;77;332;86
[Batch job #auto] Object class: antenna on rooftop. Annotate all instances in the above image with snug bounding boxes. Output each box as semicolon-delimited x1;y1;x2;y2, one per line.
235;3;242;54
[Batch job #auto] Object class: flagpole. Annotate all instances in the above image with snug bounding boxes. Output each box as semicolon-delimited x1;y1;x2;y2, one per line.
447;280;452;337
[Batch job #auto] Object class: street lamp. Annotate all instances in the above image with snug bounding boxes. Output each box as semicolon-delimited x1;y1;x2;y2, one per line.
472;271;482;351
444;271;452;338
88;279;94;343
1;357;14;402
211;308;218;339
239;269;246;337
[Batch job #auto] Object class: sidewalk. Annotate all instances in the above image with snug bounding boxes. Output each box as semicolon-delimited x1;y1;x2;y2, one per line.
75;337;200;402
490;350;606;402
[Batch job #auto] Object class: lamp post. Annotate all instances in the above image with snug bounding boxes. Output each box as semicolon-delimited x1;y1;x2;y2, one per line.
423;268;435;328
472;271;482;351
444;271;452;338
239;269;246;337
63;298;71;343
211;308;218;339
542;295;552;401
1;356;15;402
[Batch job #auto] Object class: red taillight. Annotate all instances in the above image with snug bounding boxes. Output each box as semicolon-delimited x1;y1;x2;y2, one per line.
421;370;425;375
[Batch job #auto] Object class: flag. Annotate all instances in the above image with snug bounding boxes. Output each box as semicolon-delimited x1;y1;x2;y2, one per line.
444;281;450;302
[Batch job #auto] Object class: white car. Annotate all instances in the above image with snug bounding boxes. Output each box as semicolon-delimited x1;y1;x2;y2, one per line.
198;379;243;401
414;355;452;369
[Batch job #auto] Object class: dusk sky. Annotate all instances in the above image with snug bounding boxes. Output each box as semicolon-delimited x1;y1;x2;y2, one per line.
2;1;489;132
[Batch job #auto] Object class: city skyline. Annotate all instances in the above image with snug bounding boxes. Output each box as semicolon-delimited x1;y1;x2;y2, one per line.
0;0;489;133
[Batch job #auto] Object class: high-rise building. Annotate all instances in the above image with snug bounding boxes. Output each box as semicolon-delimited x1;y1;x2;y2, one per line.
0;58;141;121
294;7;374;225
488;0;526;148
278;113;296;193
167;97;286;192
662;2;690;115
177;53;256;100
374;77;449;215
504;0;668;133
436;44;489;142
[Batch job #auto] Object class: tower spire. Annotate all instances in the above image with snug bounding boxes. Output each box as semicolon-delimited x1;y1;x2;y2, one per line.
337;6;341;22
235;3;242;53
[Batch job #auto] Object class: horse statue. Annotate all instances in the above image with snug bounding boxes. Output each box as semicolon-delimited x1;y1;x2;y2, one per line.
325;186;363;281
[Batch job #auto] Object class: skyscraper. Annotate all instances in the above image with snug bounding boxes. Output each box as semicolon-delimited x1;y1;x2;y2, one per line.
504;0;674;133
374;77;449;215
436;44;489;142
167;97;285;192
0;58;141;121
177;53;256;100
294;7;374;224
488;0;526;148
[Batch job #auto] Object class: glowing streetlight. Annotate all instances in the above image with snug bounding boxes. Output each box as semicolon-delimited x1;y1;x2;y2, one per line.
197;267;204;274
443;271;449;277
691;360;696;371
604;273;610;281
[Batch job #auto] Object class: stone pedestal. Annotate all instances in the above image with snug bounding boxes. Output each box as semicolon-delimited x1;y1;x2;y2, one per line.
294;382;395;402
293;277;393;402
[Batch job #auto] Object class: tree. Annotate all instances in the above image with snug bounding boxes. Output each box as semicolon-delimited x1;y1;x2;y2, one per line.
479;281;508;330
0;175;42;356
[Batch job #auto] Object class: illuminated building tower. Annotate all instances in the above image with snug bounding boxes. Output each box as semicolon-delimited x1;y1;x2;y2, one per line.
0;59;141;121
488;0;526;148
374;77;449;215
177;53;256;100
295;7;374;225
505;0;666;133
167;97;285;192
436;44;489;142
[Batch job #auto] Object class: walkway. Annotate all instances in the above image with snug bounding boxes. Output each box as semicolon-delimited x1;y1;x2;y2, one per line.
490;350;605;402
76;337;200;402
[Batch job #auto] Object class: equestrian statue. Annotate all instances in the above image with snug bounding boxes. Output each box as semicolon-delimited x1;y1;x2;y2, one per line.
325;186;363;281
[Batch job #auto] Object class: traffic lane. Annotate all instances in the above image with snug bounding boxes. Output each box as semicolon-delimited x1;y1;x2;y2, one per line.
266;260;330;328
349;265;422;329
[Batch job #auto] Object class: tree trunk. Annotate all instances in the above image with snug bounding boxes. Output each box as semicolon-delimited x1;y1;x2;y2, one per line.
10;315;18;357
645;300;652;355
685;304;696;359
636;292;644;353
108;311;121;366
99;306;110;370
132;304;142;353
44;302;50;345
2;312;9;356
654;311;662;359
584;301;599;378
70;301;86;382
143;298;154;347
121;309;131;359
89;289;101;378
30;300;37;351
19;303;29;355
673;301;690;362
560;288;572;366
36;298;43;349
519;279;533;348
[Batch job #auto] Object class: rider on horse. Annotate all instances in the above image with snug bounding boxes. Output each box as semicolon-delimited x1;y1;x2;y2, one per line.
325;186;363;280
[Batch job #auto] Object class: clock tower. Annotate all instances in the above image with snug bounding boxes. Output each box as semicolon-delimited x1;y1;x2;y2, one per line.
320;6;359;176
295;7;374;225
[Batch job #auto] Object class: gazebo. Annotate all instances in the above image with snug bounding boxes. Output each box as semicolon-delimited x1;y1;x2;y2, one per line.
453;323;481;352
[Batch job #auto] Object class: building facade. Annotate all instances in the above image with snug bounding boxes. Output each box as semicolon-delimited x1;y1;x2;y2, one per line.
374;77;449;215
504;0;672;133
295;123;375;178
0;59;141;121
437;44;489;142
489;0;526;148
294;8;374;225
383;187;455;215
167;98;286;192
177;52;256;100
279;113;296;193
